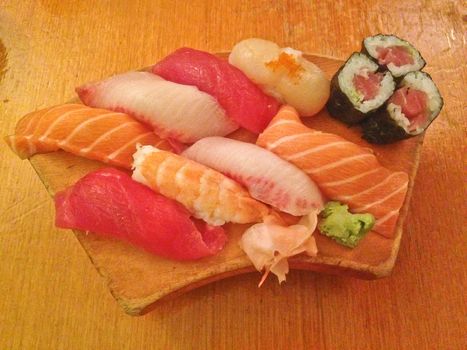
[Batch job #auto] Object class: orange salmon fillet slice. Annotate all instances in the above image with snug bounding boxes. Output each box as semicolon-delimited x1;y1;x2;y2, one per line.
256;105;409;238
5;104;172;169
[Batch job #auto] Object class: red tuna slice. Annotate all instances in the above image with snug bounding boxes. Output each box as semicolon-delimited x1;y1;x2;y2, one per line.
55;168;227;260
353;72;383;101
389;87;428;130
376;46;414;67
152;47;281;134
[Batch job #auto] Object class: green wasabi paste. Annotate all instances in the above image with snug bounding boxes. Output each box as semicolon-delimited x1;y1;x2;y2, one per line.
318;201;375;248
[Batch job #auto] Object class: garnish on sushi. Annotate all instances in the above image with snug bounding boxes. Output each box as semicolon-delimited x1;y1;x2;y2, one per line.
326;52;395;124
240;210;319;286
362;71;443;144
4;104;172;169
182;136;323;216
55;168;227;260
318;202;375;248
76;71;238;143
153;47;280;133
257;105;409;238
229;38;330;117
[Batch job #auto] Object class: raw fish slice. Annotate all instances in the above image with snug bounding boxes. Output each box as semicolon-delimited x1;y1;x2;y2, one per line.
256;105;409;238
376;46;414;66
229;38;330;117
55;168;227;260
76;71;238;143
5;104;171;169
183;137;323;216
132;145;269;226
152;48;280;133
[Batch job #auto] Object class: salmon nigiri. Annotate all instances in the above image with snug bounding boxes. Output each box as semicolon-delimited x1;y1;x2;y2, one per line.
5;104;171;169
257;105;409;238
182;137;323;216
55;168;226;260
76;72;238;143
132;145;269;226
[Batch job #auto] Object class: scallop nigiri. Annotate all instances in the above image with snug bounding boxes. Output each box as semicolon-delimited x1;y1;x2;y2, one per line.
152;47;280;133
229;38;330;117
132;145;269;226
55;168;227;260
5;104;171;169
76;72;238;143
182;137;323;216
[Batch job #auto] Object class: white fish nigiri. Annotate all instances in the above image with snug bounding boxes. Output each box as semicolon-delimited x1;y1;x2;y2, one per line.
229;38;330;117
76;71;238;143
182;137;323;216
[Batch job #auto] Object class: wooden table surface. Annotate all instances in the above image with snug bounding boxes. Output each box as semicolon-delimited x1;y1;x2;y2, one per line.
0;1;465;349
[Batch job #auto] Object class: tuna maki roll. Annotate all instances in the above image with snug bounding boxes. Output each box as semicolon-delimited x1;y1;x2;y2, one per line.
327;53;395;124
362;71;443;144
362;34;426;78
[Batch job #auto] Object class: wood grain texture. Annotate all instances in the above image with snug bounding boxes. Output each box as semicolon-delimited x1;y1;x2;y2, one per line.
0;0;465;349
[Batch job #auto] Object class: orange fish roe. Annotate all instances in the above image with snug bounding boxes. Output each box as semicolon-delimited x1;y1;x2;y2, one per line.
265;52;304;79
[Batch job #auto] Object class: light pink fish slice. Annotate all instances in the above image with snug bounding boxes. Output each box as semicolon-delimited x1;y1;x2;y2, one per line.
183;136;323;216
76;71;239;143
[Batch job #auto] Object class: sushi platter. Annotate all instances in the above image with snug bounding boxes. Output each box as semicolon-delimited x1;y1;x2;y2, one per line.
6;37;440;315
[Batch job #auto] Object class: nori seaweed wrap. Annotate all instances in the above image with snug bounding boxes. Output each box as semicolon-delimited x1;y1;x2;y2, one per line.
362;71;443;144
362;34;426;78
326;53;395;125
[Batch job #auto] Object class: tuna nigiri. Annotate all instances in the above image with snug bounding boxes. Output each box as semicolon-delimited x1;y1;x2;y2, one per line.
132;145;269;226
76;72;238;143
55;168;227;260
257;105;409;238
229;38;330;117
152;48;280;133
5;104;171;169
182;137;323;216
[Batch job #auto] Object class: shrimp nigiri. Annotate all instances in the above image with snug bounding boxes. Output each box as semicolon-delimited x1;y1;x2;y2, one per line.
132;145;269;226
76;72;238;143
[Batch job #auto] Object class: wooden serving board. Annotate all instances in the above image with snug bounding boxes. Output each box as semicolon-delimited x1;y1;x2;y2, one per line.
28;54;422;315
